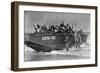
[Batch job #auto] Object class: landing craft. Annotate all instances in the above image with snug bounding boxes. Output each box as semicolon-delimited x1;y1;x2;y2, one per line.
25;33;67;52
25;24;88;52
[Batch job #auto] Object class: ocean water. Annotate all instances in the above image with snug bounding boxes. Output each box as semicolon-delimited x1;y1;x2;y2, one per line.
24;36;90;61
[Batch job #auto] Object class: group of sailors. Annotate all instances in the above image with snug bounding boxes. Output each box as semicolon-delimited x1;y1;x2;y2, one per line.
33;22;85;50
33;22;74;34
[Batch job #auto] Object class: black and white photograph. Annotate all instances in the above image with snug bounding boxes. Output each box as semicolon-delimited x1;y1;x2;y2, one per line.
11;1;97;71
24;11;90;61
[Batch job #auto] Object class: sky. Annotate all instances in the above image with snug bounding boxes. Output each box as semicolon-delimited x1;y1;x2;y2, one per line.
24;11;90;33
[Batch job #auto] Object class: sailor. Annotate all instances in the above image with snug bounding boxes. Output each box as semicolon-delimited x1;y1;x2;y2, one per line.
55;25;59;32
65;24;69;33
48;25;56;33
58;24;64;33
40;25;45;33
64;36;70;51
74;31;80;50
36;24;41;32
60;23;66;32
43;24;48;33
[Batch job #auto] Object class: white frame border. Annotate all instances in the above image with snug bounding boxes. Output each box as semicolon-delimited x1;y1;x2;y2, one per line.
18;5;96;68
